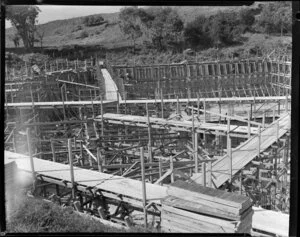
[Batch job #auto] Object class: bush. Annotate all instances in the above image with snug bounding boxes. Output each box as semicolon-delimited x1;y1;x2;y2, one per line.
78;31;89;39
256;2;292;36
72;25;82;32
183;15;212;50
83;15;105;27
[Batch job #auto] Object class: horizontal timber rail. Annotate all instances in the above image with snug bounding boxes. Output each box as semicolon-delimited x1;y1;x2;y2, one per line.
96;113;259;136
5;100;116;109
119;96;291;104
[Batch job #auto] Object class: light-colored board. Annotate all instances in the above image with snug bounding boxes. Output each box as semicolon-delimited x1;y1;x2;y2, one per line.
161;209;236;233
169;180;251;209
119;96;290;104
194;113;290;188
162;195;251;221
162;205;238;230
252;206;289;237
5;151;168;203
97;113;259;135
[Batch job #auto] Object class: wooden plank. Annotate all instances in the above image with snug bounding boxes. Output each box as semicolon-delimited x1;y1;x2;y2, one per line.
118;96;290;104
168;180;251;209
161;213;222;233
252;206;289;236
82;145;97;161
162;195;248;221
98;113;259;135
161;219;192;233
162;205;237;230
212;113;290;187
5;151;168;203
6;100;116;108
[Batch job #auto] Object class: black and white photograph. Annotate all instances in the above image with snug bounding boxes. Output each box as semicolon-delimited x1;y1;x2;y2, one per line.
2;2;296;235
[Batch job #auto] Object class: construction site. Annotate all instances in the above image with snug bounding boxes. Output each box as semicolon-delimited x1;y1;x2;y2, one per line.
4;52;291;235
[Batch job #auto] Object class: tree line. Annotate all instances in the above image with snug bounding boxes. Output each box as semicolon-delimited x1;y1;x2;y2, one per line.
119;3;292;53
6;2;292;52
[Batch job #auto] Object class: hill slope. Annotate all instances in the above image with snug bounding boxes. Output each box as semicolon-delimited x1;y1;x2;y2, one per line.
5;4;265;49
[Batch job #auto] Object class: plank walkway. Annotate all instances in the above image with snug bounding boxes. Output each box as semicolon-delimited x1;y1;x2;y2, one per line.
4;151;168;204
101;69;120;101
96;113;259;136
193;113;290;188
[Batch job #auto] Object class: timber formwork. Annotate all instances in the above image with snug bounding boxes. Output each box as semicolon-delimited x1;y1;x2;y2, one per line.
4;56;292;231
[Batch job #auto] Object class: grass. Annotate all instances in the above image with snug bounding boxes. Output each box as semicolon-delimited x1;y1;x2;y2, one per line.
4;4;266;49
6;194;157;233
5;4;291;66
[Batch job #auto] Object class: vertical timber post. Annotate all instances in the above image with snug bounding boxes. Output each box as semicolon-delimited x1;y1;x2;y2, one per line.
158;158;162;178
50;138;56;162
176;95;180;115
247;111;251;138
146;103;152;182
26;128;36;189
195;132;199;174
257;126;261;158
170;155;174;183
68;138;75;199
100;95;104;137
227;118;232;183
140;147;147;228
97;147;102;172
207;158;212;188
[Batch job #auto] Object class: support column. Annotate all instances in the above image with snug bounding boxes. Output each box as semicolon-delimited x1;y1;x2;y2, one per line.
140;147;147;228
68;138;75;199
26;128;36;189
194;132;198;174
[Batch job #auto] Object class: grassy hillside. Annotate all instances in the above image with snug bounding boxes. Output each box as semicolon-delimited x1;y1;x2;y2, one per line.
5;2;291;64
5;4;266;49
6;195;156;232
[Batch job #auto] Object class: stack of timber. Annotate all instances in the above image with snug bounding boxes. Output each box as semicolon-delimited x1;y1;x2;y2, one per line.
161;180;253;233
5;160;18;189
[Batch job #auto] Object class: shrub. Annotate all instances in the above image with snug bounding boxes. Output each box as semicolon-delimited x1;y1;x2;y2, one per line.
79;31;89;39
72;25;82;32
83;15;105;27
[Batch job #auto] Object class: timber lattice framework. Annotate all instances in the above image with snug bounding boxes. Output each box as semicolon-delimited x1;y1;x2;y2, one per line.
4;56;291;234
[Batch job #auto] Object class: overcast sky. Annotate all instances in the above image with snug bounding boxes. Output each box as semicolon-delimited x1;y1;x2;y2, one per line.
5;5;124;28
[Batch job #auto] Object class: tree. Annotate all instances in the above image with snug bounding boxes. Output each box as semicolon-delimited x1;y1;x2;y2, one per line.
119;7;144;53
207;12;243;48
10;33;21;48
257;2;292;36
238;8;255;33
183;15;212;50
273;2;292;36
143;7;184;51
35;29;44;49
6;5;40;50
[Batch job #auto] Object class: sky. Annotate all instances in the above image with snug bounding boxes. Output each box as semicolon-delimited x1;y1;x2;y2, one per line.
5;5;124;28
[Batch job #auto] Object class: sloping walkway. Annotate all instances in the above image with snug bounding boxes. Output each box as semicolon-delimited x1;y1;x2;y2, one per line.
212;113;290;188
101;69;120;101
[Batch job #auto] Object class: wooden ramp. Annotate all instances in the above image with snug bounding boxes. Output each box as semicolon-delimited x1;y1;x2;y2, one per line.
101;69;120;101
204;113;290;188
96;113;259;136
4;151;168;206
